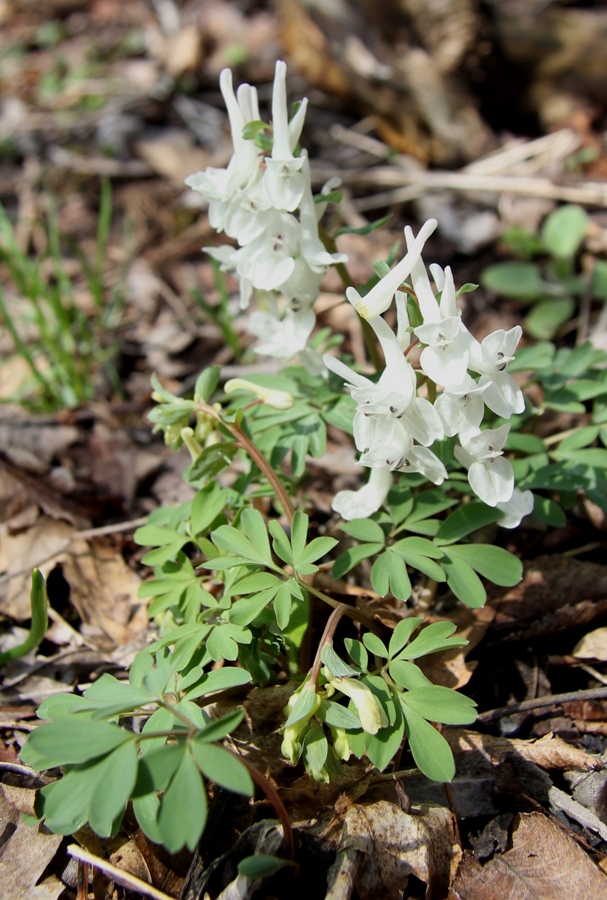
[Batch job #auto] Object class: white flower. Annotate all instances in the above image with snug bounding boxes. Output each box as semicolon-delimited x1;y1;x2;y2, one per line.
415;316;474;386
248;307;315;359
497;488;534;529
455;424;514;506
299;153;347;274
358;417;447;483
238;210;300;292
469;326;525;419
345;219;438;320
435;375;487;437
332;466;393;520
263;61;306;212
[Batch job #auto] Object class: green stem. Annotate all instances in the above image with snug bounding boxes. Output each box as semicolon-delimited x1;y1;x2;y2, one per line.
197;401;295;524
319;226;383;373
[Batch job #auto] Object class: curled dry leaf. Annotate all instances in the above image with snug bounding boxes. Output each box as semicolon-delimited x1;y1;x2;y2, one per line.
446;729;602;773
573;627;607;662
451;812;607;900
338;800;460;900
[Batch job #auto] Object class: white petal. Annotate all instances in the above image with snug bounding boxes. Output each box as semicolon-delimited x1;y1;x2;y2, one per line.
468;456;514;506
497;489;534;528
332;468;393;520
480;374;525;418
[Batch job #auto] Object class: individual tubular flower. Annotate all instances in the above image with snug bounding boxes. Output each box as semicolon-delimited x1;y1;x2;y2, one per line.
263;60;306;211
469;326;525;418
358;417;447;484
496;488;534;528
248;307;316;359
332;467;393;521
224;377;295;409
435;375;488;437
326;675;388;735
345;219;438;320
455;424;514;506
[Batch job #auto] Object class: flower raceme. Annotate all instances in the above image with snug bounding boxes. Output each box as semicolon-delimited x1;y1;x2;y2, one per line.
186;60;346;364
324;235;529;520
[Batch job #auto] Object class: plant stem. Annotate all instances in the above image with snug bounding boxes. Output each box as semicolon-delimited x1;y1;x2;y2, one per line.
297;578;382;635
231;751;294;859
197;400;296;524
309;603;350;686
318;226;384;373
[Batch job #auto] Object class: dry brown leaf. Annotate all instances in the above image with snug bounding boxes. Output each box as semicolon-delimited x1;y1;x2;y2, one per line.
419;605;495;689
339;800;461;900
451;812;607;900
447;729;601;772
0;785;63;899
0;517;145;645
573;627;607;662
135;130;210;184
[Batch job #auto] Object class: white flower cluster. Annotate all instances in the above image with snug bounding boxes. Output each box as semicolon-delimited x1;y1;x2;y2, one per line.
325;224;534;526
186;61;346;364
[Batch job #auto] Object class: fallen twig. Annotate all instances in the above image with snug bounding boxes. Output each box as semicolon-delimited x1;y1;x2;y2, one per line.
67;844;176;900
478;686;607;723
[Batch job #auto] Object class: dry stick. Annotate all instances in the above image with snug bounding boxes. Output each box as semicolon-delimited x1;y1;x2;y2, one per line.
67;845;176;900
478;686;607;724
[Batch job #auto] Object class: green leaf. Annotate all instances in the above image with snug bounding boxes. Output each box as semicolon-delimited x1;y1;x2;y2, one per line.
290;510;309;561
321;644;359;677
229;589;278;627
435;503;502;545
295;536;338;574
371;551;412;601
37;693;91;720
397;621;467;659
481;261;544;300
194;366;221;402
446;544;522;587
191;742;253;795
505;432;546;454
284;683;318;728
388;617;424;659
238;855;289;879
211;522;272;568
135;744;186;795
241;120;268;141
273;582;292;630
405;490;456;524
193;710;245;743
344;638;368;671
186;666;251;700
318;700;361;730
133;792;162;844
551;447;607;468
207;624;252;662
389;660;432;690
79;674;151;718
532;495;566;527
191;483;226;536
302;723;328;773
89;740;138;837
508;341;555;373
403;686;477;725
22;719;130;769
440;552;486;608
340;519;385;543
268;519;294;566
524;297;574;340
401;703;455;782
332;542;384;579
362;632;389;659
391;537;445;581
541;204;588;258
335;215;390;238
158;751;207;853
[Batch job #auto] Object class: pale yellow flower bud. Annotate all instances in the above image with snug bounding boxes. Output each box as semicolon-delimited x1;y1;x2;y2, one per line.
225;378;294;410
327;676;388;735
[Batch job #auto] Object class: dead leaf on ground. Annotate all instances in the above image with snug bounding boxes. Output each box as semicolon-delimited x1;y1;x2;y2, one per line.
451;812;607;900
447;729;602;773
0;784;63;899
337;800;461;900
0;516;145;645
489;556;607;638
419;605;495;689
573;627;607;662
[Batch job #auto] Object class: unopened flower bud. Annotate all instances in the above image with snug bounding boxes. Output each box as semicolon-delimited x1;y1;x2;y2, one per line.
328;676;388;735
225;378;294;410
181;427;203;463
